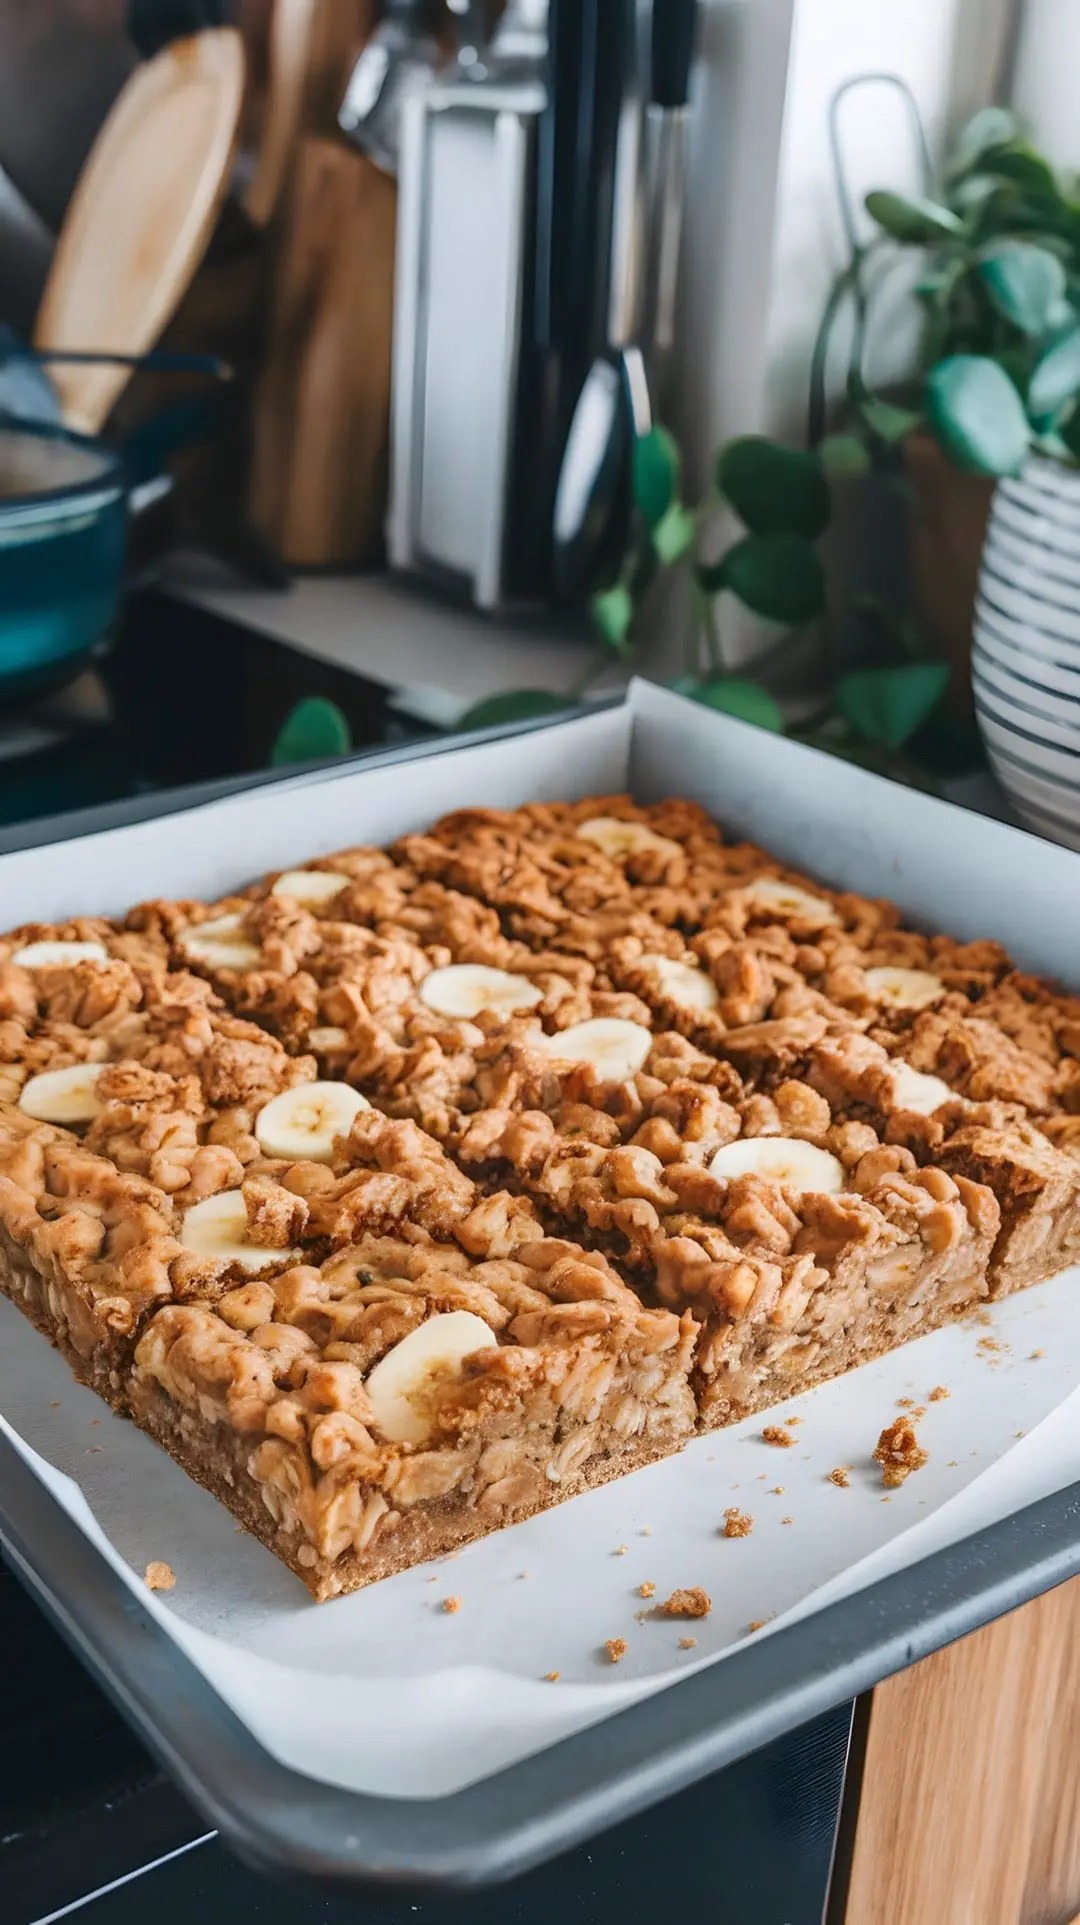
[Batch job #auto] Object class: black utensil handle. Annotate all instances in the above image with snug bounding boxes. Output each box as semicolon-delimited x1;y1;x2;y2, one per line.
651;0;699;109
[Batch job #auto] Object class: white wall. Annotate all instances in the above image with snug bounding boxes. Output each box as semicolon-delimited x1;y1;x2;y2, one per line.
1011;0;1080;171
646;0;1013;677
673;0;1015;476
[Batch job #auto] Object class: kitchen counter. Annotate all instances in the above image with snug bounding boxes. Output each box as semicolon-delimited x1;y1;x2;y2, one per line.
164;552;621;727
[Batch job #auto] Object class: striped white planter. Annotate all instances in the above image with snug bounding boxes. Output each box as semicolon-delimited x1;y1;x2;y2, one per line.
973;456;1080;849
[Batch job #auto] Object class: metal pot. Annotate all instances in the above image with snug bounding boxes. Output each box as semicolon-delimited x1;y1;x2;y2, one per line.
0;419;129;702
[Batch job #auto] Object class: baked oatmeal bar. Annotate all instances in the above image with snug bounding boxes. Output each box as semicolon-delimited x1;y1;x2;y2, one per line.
804;1032;1080;1295
126;1224;697;1601
456;1076;999;1425
4;789;1080;1596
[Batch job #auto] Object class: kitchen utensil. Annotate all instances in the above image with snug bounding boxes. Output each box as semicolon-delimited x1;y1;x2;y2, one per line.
338;0;442;178
241;0;318;227
552;0;652;601
641;0;698;406
0;333;230;430
33;29;245;436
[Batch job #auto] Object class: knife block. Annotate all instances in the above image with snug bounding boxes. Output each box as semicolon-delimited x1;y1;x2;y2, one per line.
247;132;395;567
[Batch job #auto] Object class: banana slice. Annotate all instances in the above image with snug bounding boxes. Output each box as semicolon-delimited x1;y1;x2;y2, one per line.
576;816;682;862
640;954;719;1013
889;1064;954;1115
363;1311;496;1445
270;869;349;905
535;1017;652;1081
12;940;109;969
739;878;839;928
864;966;944;1012
19;1062;105;1124
181;913;262;972
180;1189;303;1272
308;1025;350;1052
419;963;543;1020
254;1081;370;1162
708;1136;846;1194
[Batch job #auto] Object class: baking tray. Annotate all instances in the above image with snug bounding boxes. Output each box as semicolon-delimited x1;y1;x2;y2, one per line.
3;683;1080;1892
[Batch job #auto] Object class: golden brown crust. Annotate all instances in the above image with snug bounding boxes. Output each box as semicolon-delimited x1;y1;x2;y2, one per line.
1;791;1078;1596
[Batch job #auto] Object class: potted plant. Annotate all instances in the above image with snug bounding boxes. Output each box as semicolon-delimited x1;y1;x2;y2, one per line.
460;423;959;791
823;103;1080;840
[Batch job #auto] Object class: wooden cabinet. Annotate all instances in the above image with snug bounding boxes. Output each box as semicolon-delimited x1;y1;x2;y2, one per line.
833;1577;1080;1925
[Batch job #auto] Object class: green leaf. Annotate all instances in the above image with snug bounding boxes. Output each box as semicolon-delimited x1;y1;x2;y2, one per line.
455;690;568;731
722;533;826;626
269;697;351;767
684;677;784;731
857;396;922;445
836;662;950;750
947;106;1021;177
1032;425;1074;462
914;258;969;304
818;434;871;478
977;241;1067;336
925;355;1031;476
590;583;635;652
1028;324;1080;419
715;436;830;538
652;499;696;564
864;190;963;243
980;146;1061;201
632;425;680;527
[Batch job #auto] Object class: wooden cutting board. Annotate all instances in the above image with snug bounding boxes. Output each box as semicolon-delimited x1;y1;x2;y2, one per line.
242;0;318;228
33;28;245;435
248;131;395;567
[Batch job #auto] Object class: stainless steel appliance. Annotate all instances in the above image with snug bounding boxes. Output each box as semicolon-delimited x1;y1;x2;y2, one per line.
389;0;692;613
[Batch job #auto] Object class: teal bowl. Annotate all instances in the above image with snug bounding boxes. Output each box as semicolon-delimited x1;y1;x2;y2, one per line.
0;421;127;701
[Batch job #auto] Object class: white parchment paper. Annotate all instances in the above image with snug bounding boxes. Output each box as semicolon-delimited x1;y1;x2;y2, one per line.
1;683;1079;1799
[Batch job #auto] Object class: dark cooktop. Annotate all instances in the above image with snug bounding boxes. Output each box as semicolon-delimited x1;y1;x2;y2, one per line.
0;586;429;837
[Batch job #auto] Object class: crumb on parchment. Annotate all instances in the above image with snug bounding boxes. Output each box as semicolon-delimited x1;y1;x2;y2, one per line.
747;1620;769;1633
928;1385;950;1402
678;1637;697;1650
828;1467;850;1488
144;1561;175;1592
658;1587;712;1620
723;1507;753;1538
442;1596;461;1614
1030;1349;1044;1360
873;1417;928;1488
606;1638;628;1664
638;1582;656;1599
896;1397;915;1409
762;1425;793;1448
545;1671;560;1682
614;1543;628;1556
781;1516;794;1525
769;1486;784;1495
